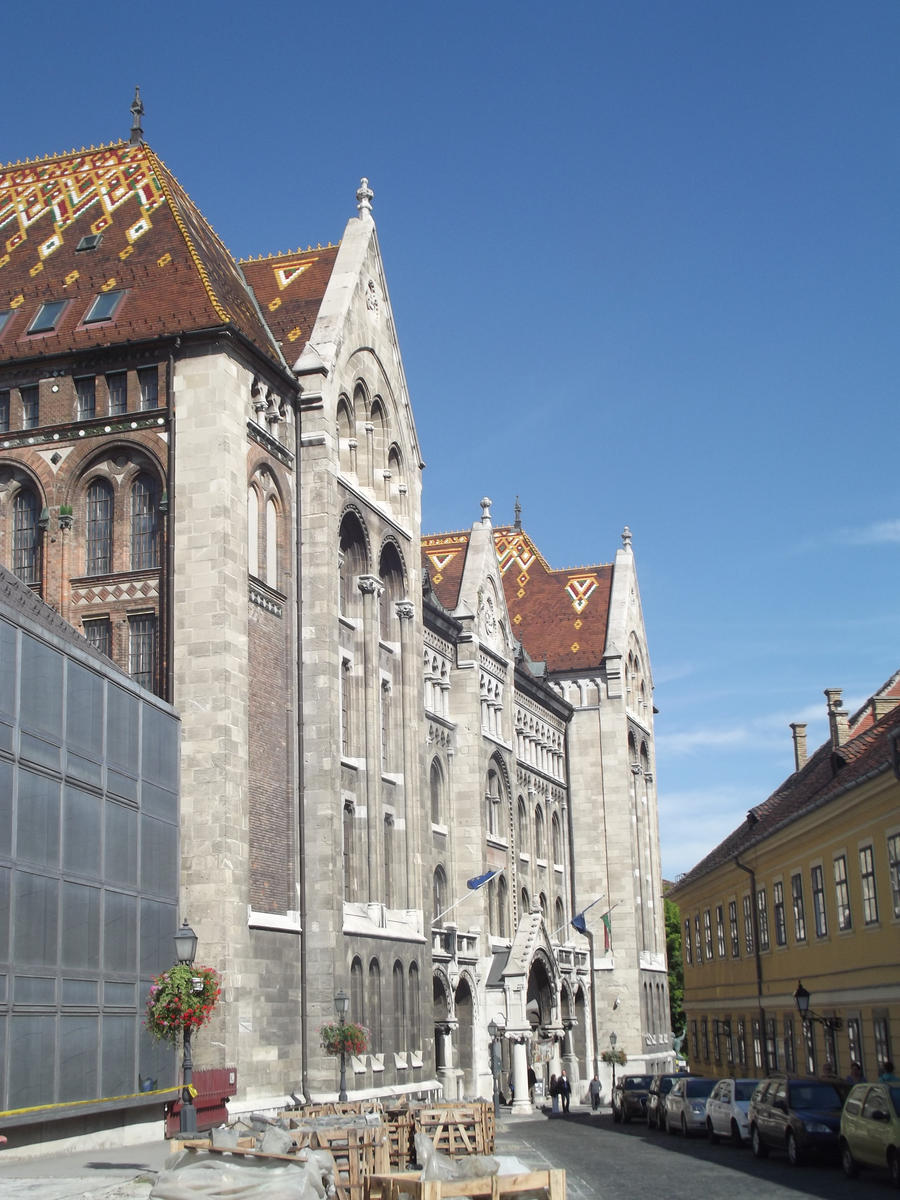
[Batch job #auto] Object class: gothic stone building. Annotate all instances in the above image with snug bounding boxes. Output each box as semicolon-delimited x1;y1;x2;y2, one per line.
0;119;668;1116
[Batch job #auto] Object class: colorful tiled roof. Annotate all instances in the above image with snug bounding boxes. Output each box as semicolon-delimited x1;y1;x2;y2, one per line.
421;526;614;673
241;246;341;357
0;141;327;368
671;686;900;894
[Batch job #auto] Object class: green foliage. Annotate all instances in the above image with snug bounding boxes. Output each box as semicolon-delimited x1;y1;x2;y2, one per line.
600;1047;628;1066
320;1021;368;1056
146;963;221;1044
665;897;685;1037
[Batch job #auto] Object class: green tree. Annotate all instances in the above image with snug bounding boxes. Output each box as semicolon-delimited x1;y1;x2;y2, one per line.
665;897;685;1039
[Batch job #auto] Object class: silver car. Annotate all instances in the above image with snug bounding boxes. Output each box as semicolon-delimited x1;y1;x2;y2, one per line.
705;1077;759;1144
666;1076;717;1136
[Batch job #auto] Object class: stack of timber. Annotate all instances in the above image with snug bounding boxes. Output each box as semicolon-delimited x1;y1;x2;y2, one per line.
368;1169;566;1200
413;1103;494;1157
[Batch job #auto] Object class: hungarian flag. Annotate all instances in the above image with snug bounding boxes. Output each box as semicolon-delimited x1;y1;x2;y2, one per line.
602;911;613;950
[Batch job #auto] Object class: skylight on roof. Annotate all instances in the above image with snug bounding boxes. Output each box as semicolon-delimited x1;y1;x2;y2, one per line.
0;310;12;337
28;300;67;334
76;233;103;252
84;290;124;324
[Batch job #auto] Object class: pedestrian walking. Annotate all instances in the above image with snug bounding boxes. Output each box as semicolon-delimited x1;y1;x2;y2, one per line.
880;1059;899;1082
549;1073;559;1113
589;1073;601;1111
528;1065;536;1104
558;1069;571;1114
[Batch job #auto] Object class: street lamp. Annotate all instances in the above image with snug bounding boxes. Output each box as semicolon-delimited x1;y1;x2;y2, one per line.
793;981;843;1031
609;1032;618;1091
175;922;200;1134
334;988;350;1102
487;1020;501;1117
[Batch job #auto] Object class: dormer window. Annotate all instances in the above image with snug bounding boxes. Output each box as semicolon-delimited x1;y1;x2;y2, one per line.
28;300;67;334
76;233;103;252
84;290;124;324
0;310;12;337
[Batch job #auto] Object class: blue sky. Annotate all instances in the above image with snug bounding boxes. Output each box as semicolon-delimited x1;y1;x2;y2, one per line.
6;2;898;879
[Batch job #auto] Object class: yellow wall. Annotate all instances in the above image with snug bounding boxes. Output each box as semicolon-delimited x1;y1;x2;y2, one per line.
672;766;900;1081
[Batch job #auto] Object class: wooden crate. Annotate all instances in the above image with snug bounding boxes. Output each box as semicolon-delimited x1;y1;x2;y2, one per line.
413;1103;494;1157
368;1169;566;1200
383;1107;415;1171
281;1100;384;1120
290;1122;390;1200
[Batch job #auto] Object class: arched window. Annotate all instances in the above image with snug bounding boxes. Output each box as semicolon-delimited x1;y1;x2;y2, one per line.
367;959;382;1052
86;479;113;576
497;874;509;939
339;511;367;616
521;886;530;914
534;804;545;859
337;396;353;474
485;768;504;837
408;962;420;1048
392;960;405;1050
551;812;562;864
350;956;364;1025
247;487;259;577
265;498;277;587
388;444;404;504
433;866;447;926
379;542;404;642
12;488;40;584
517;797;528;852
555;896;565;932
370;398;387;491
131;473;159;569
430;759;444;825
343;799;354;901
539;891;548;919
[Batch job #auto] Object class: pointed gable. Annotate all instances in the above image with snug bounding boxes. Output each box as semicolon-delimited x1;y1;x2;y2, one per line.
0;141;282;365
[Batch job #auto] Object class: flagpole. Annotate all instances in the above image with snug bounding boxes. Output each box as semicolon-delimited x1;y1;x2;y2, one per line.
552;893;605;941
435;867;505;924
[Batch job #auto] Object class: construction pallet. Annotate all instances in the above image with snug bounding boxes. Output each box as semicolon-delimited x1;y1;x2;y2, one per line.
368;1169;566;1200
290;1123;390;1200
414;1103;494;1157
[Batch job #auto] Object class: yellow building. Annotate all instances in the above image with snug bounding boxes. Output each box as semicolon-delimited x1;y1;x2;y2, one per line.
670;674;900;1081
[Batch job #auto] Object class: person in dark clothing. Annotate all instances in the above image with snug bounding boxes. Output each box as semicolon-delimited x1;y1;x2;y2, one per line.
558;1069;571;1113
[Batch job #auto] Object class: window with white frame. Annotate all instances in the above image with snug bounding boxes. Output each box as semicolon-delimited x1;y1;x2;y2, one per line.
756;888;770;950
773;881;787;946
729;899;740;957
859;845;878;924
889;833;900;919
791;872;807;941
811;864;828;936
716;905;726;957
834;854;852;930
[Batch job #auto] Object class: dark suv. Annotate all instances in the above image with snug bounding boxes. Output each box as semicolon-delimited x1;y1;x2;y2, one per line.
748;1075;850;1165
646;1072;690;1131
612;1074;653;1123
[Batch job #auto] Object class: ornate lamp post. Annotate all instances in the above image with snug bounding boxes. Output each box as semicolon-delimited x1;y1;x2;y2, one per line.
793;981;843;1031
334;988;350;1101
174;922;200;1134
487;1019;502;1117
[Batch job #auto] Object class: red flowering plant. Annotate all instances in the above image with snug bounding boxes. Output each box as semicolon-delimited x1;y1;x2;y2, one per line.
320;1020;368;1057
146;963;221;1044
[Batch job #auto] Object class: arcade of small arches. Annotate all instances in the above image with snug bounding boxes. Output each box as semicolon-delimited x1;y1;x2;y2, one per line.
336;379;408;510
341;954;425;1085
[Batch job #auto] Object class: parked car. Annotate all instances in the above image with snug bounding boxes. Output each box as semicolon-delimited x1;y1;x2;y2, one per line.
749;1075;850;1165
612;1074;653;1123
705;1078;759;1144
646;1072;690;1131
839;1081;900;1186
665;1076;717;1136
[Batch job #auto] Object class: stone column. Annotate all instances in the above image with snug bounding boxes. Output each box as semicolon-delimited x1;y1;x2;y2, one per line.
396;600;418;908
358;575;383;900
563;1023;579;1087
436;1022;457;1099
510;1038;532;1114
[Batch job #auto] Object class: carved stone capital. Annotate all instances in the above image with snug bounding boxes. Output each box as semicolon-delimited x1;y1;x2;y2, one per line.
358;575;383;597
395;601;415;621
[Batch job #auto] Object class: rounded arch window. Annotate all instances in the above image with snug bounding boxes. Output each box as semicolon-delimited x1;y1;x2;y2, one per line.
12;487;41;584
379;541;404;640
350;956;364;1024
485;767;504;837
534;804;545;858
265;497;278;587
517;796;528;851
497;874;509;939
337;395;353;474
367;959;382;1052
339;511;368;616
131;472;160;570
555;896;565;931
247;486;260;577
392;960;406;1050
551;812;562;864
86;478;113;576
433;866;447;926
408;962;421;1047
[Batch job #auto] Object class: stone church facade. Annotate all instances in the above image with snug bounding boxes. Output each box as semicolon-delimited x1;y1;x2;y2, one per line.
0;113;669;1115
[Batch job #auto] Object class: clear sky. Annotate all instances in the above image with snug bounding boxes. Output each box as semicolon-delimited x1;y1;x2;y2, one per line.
5;2;898;880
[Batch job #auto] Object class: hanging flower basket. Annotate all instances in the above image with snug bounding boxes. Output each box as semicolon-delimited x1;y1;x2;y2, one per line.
320;1021;368;1057
145;964;221;1044
600;1047;628;1067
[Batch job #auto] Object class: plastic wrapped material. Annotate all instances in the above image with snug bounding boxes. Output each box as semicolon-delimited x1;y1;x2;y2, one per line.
151;1148;338;1200
210;1126;240;1149
259;1124;295;1156
414;1133;499;1181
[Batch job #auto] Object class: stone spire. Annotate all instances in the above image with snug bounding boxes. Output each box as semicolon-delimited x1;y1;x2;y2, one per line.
480;497;492;525
129;86;145;145
356;177;374;220
622;525;633;550
514;496;522;530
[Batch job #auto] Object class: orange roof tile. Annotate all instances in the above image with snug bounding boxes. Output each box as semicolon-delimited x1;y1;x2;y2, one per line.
421;526;614;673
240;246;340;354
0;141;283;366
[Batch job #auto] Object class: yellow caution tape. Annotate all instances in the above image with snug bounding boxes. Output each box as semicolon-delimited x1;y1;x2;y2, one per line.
0;1086;178;1119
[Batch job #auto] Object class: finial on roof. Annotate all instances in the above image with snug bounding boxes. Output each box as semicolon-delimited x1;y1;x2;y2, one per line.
480;497;492;525
621;525;632;550
514;496;522;530
356;177;374;220
129;86;144;145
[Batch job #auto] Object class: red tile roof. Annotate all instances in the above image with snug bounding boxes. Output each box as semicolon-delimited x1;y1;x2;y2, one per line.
421;526;614;672
671;687;900;894
240;246;340;358
0;141;332;369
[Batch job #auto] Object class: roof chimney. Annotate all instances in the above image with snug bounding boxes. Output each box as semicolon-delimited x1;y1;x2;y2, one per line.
825;688;850;748
872;695;897;722
790;722;808;771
